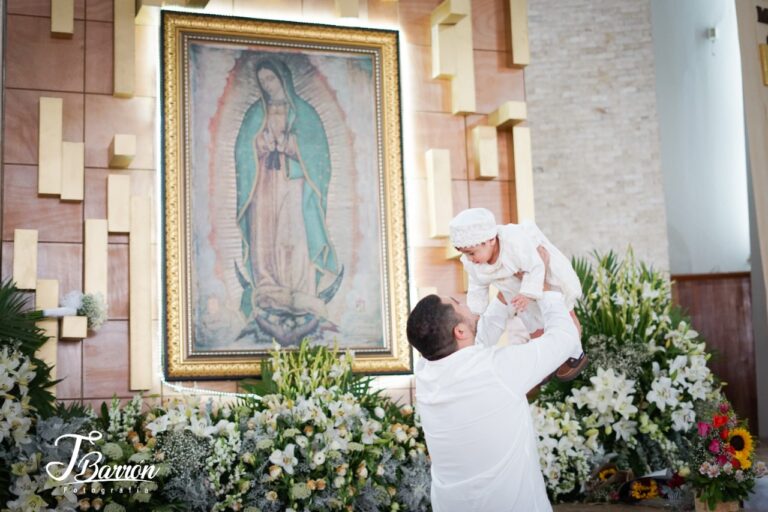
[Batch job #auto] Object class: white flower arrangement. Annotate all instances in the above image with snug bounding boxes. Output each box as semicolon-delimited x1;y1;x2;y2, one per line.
3;341;430;511
41;290;109;331
533;250;722;502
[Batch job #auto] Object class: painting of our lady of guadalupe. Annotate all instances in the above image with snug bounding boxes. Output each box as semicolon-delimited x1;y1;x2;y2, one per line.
163;14;408;377
186;42;386;353
234;56;345;345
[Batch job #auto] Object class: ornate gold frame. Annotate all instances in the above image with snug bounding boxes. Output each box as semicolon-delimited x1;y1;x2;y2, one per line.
162;12;409;379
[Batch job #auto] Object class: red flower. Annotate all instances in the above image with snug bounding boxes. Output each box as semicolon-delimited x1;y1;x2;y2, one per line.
668;473;685;488
720;428;730;440
712;415;728;428
726;445;736;454
719;403;730;414
732;458;742;470
709;439;721;454
717;454;729;466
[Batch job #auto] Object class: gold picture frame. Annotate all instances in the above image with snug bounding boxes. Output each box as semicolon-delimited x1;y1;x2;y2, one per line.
162;11;410;379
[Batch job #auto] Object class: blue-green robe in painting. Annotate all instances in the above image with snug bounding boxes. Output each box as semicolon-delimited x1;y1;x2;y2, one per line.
234;58;342;321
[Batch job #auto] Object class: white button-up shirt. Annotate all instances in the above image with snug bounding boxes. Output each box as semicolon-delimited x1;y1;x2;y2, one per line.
414;292;580;512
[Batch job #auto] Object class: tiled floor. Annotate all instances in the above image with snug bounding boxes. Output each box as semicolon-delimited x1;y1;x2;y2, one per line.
553;441;768;511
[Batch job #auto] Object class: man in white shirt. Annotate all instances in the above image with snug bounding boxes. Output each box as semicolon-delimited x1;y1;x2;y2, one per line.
406;251;580;512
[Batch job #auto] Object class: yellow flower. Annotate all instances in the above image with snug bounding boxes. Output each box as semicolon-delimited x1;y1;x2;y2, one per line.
729;427;754;469
598;467;617;481
630;479;659;500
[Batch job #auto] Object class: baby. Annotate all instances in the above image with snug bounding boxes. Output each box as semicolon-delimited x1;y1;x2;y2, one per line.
449;208;587;381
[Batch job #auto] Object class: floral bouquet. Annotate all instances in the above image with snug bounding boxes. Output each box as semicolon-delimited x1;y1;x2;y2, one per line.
685;401;766;511
3;339;431;511
36;290;108;331
532;250;722;503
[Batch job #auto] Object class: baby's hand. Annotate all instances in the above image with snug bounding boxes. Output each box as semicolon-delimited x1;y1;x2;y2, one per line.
511;294;530;312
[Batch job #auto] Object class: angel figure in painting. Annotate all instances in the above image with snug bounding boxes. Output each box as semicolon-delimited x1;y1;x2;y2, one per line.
234;56;344;345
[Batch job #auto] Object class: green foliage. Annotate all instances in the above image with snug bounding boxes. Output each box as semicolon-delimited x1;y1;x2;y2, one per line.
0;280;57;504
573;249;672;346
0;279;57;418
240;341;385;408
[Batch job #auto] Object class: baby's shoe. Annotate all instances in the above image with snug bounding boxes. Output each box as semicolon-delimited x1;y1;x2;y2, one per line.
555;353;588;381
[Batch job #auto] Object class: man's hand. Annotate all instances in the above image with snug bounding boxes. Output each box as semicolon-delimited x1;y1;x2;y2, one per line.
510;294;530;312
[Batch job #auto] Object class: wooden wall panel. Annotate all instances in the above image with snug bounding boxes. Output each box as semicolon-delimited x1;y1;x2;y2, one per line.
55;341;82;399
85;96;155;170
86;20;113;95
83;321;131;398
471;0;507;51
407;178;469;248
84;168;156;244
412;247;466;297
412;111;468;180
2;164;83;242
4;89;84;167
468;180;514;224
36;279;60;390
673;273;758;432
399;0;435;46
6;15;84;92
108;244;129;319
86;0;112;21
7;0;85;18
473;50;525;114
407;43;452;113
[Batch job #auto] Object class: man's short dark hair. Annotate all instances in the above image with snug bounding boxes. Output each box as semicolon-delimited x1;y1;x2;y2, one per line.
406;295;460;361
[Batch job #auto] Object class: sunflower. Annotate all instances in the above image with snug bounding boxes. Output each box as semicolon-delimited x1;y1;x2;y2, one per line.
598;467;618;481
729;427;754;469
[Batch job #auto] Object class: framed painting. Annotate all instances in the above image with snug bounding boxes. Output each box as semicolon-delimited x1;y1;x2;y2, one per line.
162;11;409;379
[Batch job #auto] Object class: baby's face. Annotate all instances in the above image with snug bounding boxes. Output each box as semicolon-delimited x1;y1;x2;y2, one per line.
457;239;496;265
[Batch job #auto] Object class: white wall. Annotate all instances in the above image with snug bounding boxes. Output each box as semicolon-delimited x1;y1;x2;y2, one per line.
651;0;750;274
526;0;669;270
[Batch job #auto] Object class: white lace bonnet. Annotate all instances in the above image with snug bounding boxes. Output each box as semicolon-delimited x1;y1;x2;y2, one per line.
449;208;498;248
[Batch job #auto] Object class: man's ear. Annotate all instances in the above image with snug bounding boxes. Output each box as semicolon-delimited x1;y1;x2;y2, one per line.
453;322;470;340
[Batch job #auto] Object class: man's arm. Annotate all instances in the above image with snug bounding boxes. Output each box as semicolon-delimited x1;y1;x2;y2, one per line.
490;291;580;394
